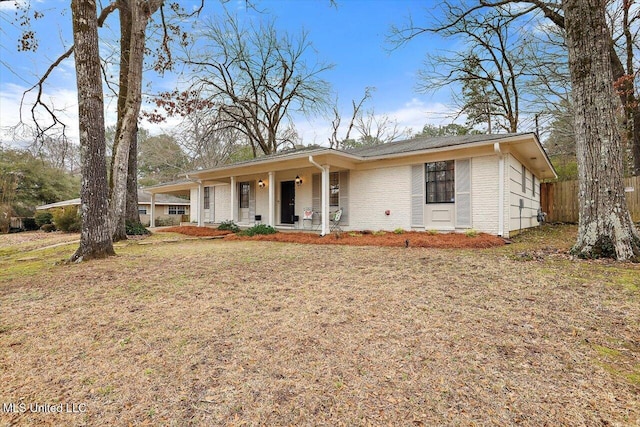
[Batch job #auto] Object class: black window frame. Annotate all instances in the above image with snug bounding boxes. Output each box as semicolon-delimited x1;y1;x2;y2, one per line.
168;205;186;215
425;160;455;204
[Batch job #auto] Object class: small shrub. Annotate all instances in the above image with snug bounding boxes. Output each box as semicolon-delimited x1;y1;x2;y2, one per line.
348;232;363;237
464;229;478;238
238;224;277;237
40;223;56;232
126;220;150;236
218;220;240;233
52;207;81;233
393;227;405;234
35;211;54;227
372;230;386;236
426;229;439;235
22;217;38;231
155;217;179;227
67;220;81;233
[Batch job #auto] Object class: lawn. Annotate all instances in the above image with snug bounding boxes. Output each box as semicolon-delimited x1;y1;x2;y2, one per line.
0;225;638;426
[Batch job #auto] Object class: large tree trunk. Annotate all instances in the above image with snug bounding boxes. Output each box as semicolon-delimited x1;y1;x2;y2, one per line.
118;2;142;228
564;0;640;260
109;0;161;241
125;129;141;225
70;0;115;261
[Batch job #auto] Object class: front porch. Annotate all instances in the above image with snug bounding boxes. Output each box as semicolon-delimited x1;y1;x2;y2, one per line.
145;150;354;236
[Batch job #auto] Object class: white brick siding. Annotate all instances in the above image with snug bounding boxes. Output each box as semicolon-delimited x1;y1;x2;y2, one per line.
507;154;540;233
349;165;412;231
471;155;500;235
213;184;231;223
189;187;198;222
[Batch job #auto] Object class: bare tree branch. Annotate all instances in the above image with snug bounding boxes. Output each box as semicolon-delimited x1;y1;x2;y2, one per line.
21;46;74;142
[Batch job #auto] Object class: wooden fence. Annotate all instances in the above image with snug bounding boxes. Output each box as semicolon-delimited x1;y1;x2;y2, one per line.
540;176;640;223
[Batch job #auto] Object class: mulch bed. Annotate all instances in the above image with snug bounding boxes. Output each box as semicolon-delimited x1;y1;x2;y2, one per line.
159;226;233;237
158;226;505;249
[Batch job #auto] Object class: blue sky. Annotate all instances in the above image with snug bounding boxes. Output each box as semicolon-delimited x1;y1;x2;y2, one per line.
0;0;460;147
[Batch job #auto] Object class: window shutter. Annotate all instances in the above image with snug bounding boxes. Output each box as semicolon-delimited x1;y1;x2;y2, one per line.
338;171;349;225
532;176;536;197
455;159;471;227
411;164;424;227
249;181;256;221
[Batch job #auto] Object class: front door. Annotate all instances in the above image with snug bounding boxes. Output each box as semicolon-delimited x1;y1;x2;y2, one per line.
281;181;295;224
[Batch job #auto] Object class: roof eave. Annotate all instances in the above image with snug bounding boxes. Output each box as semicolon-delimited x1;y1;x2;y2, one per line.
185;148;363;179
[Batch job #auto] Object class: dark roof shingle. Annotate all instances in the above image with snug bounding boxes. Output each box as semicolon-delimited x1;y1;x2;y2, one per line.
345;133;522;157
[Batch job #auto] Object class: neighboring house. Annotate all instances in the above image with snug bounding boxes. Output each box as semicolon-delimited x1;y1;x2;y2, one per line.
36;190;190;226
146;133;557;237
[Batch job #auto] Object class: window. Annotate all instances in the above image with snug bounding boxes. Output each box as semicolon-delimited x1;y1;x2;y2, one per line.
138;207;147;215
168;206;186;215
521;165;527;193
239;182;250;209
425;160;455;203
330;172;340;206
204;187;210;207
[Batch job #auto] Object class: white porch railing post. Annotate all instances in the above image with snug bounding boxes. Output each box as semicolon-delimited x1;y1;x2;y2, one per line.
322;165;330;236
198;181;204;227
150;193;156;228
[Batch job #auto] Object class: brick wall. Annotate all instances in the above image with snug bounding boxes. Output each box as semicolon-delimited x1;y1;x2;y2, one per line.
349;165;412;231
507;154;541;233
471;155;500;235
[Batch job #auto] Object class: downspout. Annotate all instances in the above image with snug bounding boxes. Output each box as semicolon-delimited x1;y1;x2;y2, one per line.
308;155;328;236
494;143;504;237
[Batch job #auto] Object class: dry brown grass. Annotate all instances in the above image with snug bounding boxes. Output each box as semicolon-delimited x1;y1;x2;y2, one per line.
0;225;638;426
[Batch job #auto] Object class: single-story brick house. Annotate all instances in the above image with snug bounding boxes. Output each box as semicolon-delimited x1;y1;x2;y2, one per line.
36;190;190;226
146;133;556;237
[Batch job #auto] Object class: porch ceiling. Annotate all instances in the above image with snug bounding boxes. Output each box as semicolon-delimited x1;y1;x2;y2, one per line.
144;183;193;195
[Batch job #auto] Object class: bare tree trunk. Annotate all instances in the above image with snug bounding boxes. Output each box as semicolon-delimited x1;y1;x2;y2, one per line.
109;0;161;241
125;128;141;225
633;109;640;174
118;1;142;228
564;0;640;260
70;0;115;262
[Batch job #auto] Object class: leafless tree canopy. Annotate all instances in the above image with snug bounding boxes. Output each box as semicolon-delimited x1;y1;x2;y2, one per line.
183;13;333;156
389;0;640;173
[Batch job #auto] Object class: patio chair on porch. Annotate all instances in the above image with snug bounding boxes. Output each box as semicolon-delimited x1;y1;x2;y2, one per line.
302;207;314;230
330;208;343;233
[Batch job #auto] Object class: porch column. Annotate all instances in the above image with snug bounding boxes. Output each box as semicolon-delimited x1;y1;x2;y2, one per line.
321;165;330;236
494;143;505;237
197;181;204;227
230;176;237;222
268;171;275;227
150;193;156;228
